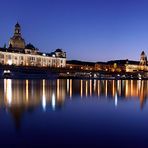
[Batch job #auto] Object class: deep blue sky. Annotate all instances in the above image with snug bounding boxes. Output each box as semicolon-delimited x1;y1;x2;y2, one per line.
0;0;148;61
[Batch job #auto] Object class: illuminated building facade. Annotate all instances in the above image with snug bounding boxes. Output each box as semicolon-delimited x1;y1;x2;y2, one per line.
0;23;66;68
67;51;148;75
126;51;148;72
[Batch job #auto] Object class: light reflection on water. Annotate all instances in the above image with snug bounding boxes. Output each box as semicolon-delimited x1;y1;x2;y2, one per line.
0;79;148;147
0;79;148;110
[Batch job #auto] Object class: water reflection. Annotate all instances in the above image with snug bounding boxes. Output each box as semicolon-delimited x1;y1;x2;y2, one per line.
1;79;148;109
4;79;12;106
42;79;46;111
0;79;148;127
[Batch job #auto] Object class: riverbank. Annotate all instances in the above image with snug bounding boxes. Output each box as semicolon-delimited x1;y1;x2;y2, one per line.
0;65;147;80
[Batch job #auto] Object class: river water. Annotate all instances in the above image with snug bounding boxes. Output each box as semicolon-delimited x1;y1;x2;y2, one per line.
0;79;148;147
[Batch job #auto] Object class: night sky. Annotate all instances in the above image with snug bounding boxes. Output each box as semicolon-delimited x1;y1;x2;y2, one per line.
0;0;148;61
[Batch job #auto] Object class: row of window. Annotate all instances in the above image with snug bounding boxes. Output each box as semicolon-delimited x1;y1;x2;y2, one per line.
0;53;66;67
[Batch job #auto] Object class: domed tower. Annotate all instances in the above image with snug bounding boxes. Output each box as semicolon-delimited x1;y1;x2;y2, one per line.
9;22;26;49
140;51;147;65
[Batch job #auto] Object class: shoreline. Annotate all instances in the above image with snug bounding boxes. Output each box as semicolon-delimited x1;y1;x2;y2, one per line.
0;76;147;80
0;65;147;80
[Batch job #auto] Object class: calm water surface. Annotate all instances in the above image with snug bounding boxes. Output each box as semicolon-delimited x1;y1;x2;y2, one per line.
0;79;148;147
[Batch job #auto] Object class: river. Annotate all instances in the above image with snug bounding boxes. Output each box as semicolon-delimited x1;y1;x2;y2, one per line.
0;79;148;147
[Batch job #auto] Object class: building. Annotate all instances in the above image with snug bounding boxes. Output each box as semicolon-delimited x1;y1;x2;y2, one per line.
66;60;96;71
0;23;66;68
140;51;147;66
126;51;148;72
66;51;148;75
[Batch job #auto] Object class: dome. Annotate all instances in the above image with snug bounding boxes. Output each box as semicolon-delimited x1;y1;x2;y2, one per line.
25;43;36;50
141;51;145;55
55;49;62;52
54;48;66;58
9;23;26;49
9;36;25;49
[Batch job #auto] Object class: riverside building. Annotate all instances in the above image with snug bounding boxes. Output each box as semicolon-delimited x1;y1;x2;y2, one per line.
0;23;66;68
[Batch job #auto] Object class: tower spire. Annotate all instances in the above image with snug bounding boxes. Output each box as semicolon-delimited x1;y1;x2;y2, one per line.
140;51;147;66
14;22;21;37
9;22;26;49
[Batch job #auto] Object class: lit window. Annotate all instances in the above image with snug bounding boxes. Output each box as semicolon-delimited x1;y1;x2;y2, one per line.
7;60;12;65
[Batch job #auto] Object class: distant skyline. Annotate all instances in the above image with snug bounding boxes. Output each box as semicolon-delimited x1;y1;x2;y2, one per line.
0;0;148;62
